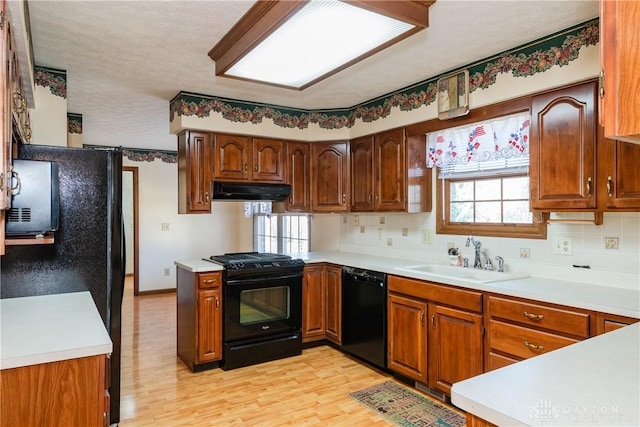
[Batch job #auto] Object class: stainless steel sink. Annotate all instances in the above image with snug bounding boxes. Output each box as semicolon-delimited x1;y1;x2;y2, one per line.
396;264;529;284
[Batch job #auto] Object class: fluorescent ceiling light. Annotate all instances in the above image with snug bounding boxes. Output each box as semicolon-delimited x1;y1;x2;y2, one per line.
209;0;434;90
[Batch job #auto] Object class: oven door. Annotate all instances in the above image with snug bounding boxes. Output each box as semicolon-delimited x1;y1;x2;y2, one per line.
224;272;302;343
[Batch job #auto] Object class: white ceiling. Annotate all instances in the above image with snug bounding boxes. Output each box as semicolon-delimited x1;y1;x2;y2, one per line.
24;0;599;151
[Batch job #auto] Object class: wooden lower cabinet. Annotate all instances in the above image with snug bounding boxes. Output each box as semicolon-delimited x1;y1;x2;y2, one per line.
387;293;428;382
428;303;483;395
177;269;223;371
596;312;639;334
1;354;109;427
387;275;483;394
302;264;342;344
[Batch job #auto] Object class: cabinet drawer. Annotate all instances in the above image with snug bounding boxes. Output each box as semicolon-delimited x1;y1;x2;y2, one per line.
488;296;590;338
198;272;221;289
489;320;579;360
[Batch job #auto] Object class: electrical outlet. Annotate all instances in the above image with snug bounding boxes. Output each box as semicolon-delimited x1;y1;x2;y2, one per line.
402;228;409;236
360;225;365;234
520;248;530;259
379;216;386;225
605;237;619;250
164;267;171;276
378;228;383;240
161;222;170;231
354;215;359;227
387;238;393;246
447;242;455;250
553;237;573;255
422;229;433;245
342;216;347;224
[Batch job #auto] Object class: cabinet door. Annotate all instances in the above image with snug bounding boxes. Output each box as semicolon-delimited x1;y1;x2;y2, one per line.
214;134;251;180
325;265;342;344
350;136;374;212
1;3;11;211
600;0;640;143
530;81;597;210
302;266;326;342
375;129;406;211
177;131;212;214
428;304;483;394
253;138;285;182
311;141;349;212
387;293;427;383
197;288;222;363
598;134;640;209
286;141;311;212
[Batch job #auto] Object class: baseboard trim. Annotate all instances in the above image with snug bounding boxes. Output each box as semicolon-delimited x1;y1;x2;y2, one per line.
136;288;176;296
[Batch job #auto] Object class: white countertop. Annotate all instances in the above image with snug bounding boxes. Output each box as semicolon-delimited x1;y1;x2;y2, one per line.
0;292;113;370
451;322;640;426
174;251;640;318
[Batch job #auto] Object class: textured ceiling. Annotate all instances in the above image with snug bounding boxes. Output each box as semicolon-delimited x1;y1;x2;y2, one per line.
24;0;599;151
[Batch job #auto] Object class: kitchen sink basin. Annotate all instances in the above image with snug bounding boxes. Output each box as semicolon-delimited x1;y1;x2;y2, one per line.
396;264;529;284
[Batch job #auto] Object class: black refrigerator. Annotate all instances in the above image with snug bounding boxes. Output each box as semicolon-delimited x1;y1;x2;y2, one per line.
1;144;125;425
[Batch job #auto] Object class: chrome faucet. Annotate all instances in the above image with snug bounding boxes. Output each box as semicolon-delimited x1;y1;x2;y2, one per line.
495;256;504;273
465;236;483;269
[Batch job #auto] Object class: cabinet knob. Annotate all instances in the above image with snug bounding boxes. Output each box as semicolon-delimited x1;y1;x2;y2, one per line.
342;194;346;205
523;311;544;320
586;177;592;198
215;296;219;308
289;196;293;204
205;192;210;203
419;310;425;326
244;163;248;173
368;194;373;202
607;176;613;197
254;164;258;172
430;314;435;328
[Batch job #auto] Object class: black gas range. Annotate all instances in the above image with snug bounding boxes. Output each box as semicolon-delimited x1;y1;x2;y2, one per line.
205;252;305;370
206;252;305;278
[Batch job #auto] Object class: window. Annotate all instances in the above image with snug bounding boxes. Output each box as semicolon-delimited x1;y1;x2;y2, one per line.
428;112;547;239
254;214;310;253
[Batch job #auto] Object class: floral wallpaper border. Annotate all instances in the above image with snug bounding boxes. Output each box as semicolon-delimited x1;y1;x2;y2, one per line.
67;113;82;134
170;18;598;130
34;66;67;98
84;144;177;164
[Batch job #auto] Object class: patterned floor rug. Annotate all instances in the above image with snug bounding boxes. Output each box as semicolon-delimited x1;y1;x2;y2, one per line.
349;381;466;427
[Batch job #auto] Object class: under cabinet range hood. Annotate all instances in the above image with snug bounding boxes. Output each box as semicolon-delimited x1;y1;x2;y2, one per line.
211;181;291;201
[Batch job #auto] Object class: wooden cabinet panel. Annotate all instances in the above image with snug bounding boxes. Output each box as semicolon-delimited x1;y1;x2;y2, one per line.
214;133;251;180
600;0;640;143
197;288;222;363
1;355;107;427
387;293;427;382
486;351;519;371
178;131;212;214
388;275;482;313
530;81;597;210
285;141;311;211
1;0;11;212
198;272;221;289
350;136;374;211
488;319;579;359
302;265;326;342
597;130;640;209
596;312;639;335
428;304;483;394
253;138;285;182
488;295;591;338
375;128;406;211
325;265;342;344
311;141;349;212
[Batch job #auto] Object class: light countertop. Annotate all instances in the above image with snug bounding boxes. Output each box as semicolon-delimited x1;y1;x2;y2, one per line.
451;322;640;426
175;251;639;318
0;291;112;370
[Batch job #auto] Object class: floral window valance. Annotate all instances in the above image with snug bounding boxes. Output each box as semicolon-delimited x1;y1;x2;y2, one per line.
427;113;530;177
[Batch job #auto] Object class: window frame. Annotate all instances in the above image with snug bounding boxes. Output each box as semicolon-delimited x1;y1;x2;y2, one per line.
436;172;548;239
253;213;311;253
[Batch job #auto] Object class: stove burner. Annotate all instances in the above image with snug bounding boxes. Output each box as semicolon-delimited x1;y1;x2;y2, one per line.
206;252;305;276
209;252;292;264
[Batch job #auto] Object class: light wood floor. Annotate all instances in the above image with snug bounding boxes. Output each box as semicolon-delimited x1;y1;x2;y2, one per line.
118;278;457;426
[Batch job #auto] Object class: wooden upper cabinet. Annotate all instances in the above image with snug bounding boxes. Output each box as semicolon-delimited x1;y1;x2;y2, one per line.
375;128;406;211
214;134;251;180
178;131;212;214
600;0;640;144
286;141;311;212
252;138;285;182
350;136;374;211
1;0;11;212
311;141;349;212
597;128;640;210
530;81;597;210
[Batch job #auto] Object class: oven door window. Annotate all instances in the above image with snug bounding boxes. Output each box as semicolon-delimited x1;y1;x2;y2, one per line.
240;286;290;325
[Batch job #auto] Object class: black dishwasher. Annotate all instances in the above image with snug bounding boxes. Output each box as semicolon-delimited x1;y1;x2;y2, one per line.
341;266;387;370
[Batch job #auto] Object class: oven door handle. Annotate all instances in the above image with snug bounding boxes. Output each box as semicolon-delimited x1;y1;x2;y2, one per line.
225;272;303;286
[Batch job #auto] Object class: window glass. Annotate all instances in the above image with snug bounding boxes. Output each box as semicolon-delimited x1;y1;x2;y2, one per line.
254;214;310;253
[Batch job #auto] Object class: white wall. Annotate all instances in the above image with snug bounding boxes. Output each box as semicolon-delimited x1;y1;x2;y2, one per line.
123;158;253;292
29;85;67;146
